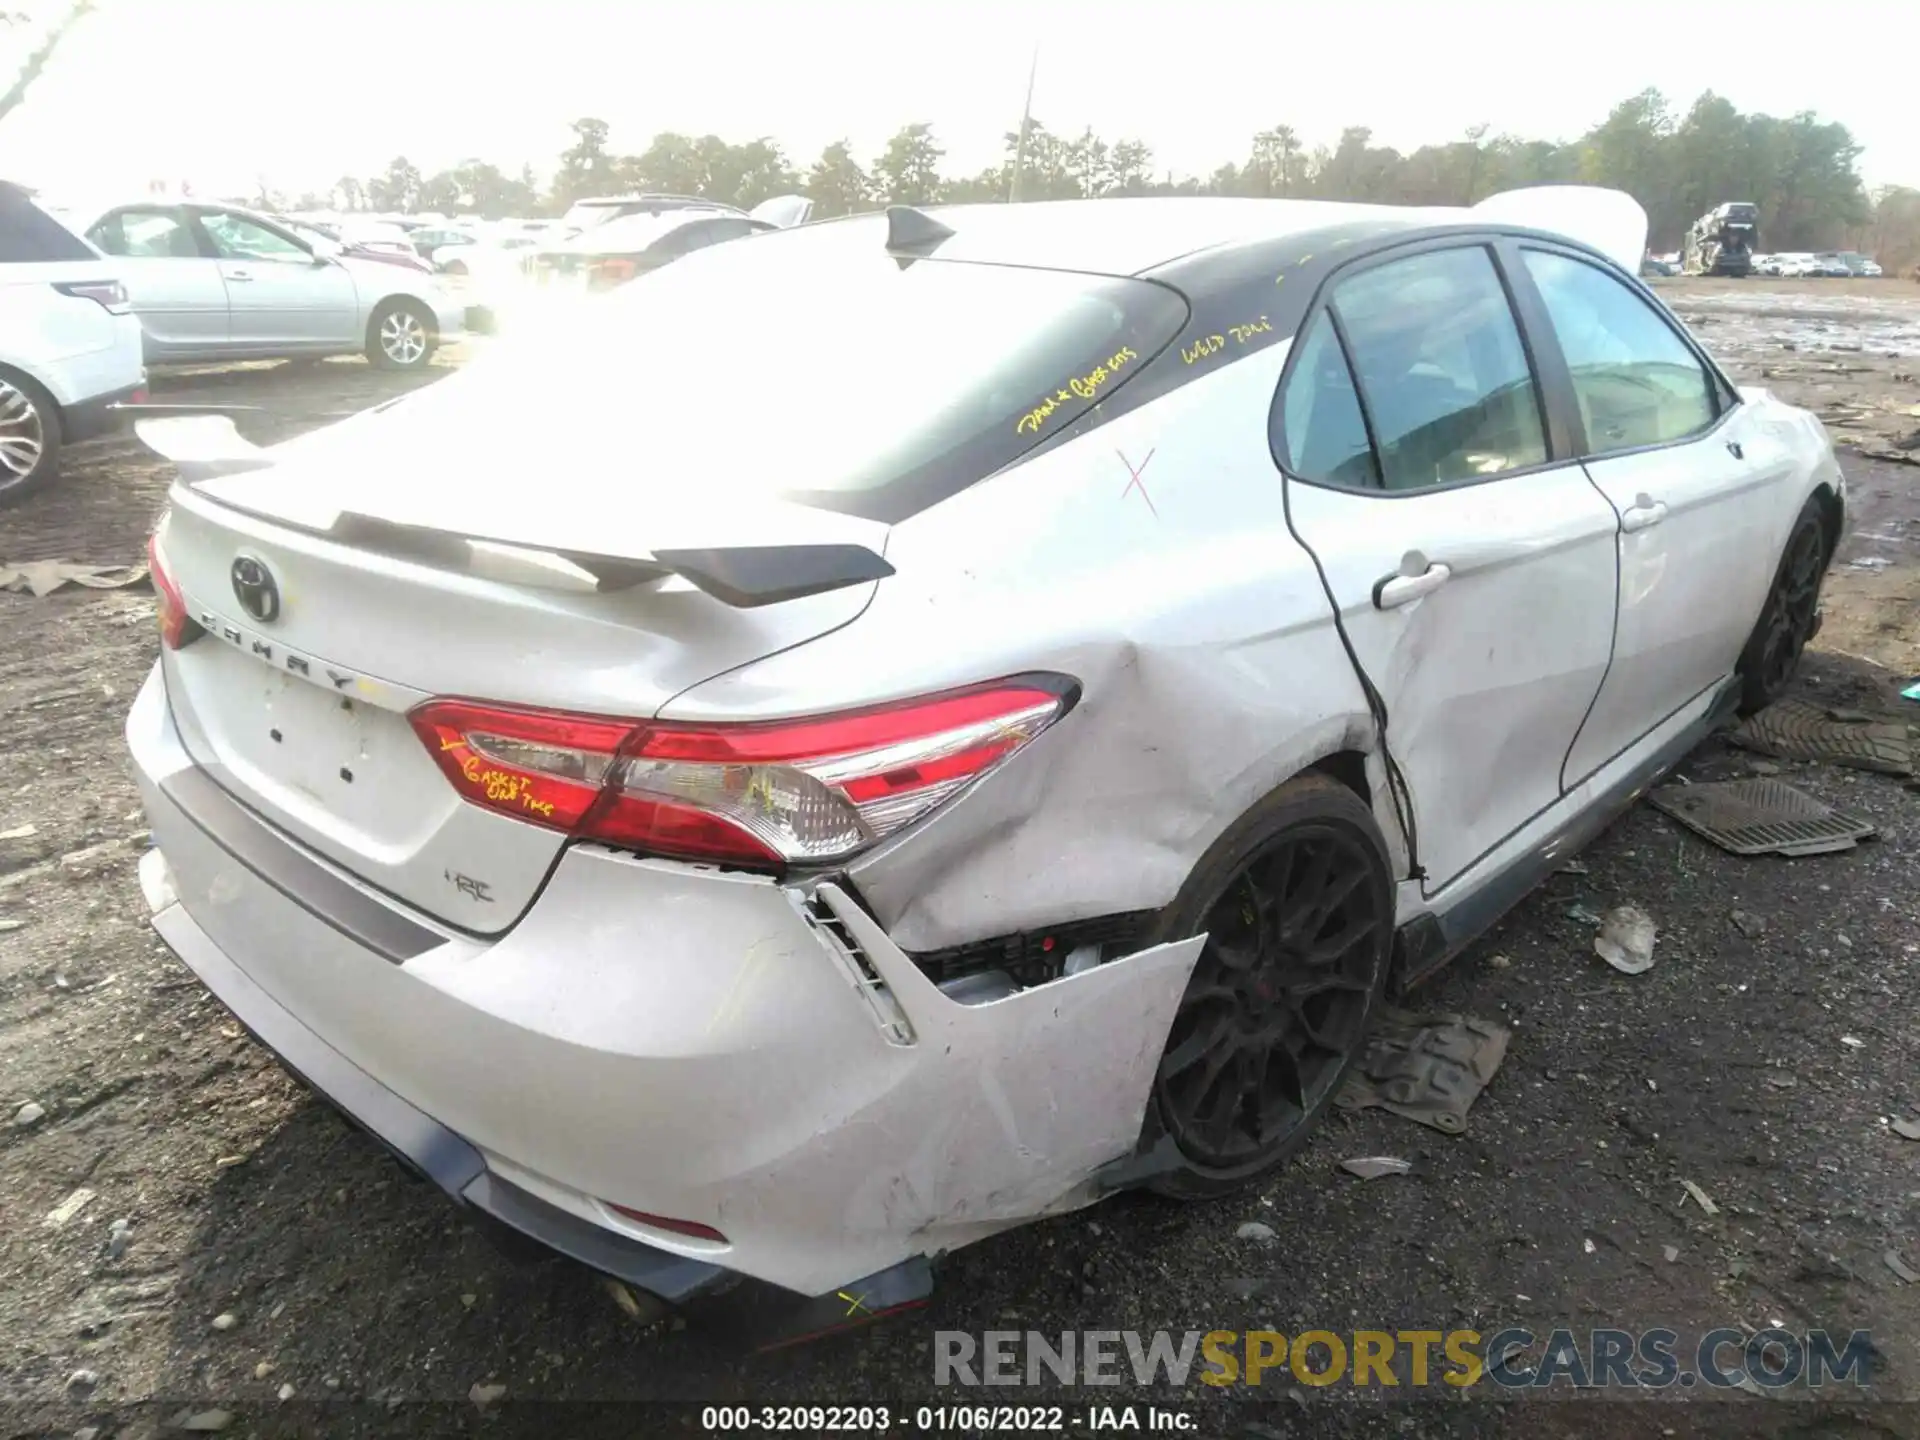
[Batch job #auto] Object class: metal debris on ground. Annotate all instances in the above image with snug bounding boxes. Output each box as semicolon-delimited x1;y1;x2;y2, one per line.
1887;1252;1920;1285
0;562;149;598
1594;904;1658;975
1681;1179;1720;1216
1647;778;1878;857
1728;697;1913;776
1339;1156;1413;1181
1335;1007;1510;1135
1892;1118;1920;1141
1902;678;1920;704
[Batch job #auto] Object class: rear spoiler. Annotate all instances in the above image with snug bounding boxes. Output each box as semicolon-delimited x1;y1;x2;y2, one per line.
137;416;895;608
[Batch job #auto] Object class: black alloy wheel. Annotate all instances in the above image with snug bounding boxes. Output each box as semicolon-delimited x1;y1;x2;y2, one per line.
1738;500;1830;714
1146;775;1393;1196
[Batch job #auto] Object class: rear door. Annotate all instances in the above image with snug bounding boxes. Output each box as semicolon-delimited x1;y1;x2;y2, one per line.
1276;241;1622;896
85;206;230;355
1511;245;1795;785
195;209;358;347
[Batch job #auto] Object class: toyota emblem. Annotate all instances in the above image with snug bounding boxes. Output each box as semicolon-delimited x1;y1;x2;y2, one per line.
230;555;280;623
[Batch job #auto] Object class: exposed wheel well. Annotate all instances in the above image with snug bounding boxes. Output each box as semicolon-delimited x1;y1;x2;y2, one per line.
1811;482;1844;559
1306;749;1371;809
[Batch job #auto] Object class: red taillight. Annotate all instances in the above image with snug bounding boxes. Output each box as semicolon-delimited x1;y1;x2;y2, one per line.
54;279;131;315
147;531;202;650
408;679;1074;870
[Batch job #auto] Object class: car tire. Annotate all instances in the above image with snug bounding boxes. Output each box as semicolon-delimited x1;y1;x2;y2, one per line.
1138;772;1394;1201
367;299;437;371
0;366;63;508
1735;497;1830;715
442;258;469;277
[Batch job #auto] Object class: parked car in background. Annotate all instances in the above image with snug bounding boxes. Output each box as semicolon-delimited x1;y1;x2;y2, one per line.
78;201;465;370
526;195;813;289
1811;254;1852;278
270;216;433;275
129;187;1843;1337
0;180;146;504
406;226;480;266
435;233;539;277
1831;252;1883;278
556;193;742;236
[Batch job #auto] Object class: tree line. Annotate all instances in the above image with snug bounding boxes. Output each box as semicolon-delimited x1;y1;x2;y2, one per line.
287;91;1915;268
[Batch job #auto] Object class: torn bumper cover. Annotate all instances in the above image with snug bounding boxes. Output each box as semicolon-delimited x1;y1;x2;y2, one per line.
127;663;1203;1307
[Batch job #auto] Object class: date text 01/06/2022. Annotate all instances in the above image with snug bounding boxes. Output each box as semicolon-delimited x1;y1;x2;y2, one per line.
698;1404;1195;1432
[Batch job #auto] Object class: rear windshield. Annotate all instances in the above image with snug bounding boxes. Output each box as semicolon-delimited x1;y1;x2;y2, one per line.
442;218;1189;521
0;190;96;263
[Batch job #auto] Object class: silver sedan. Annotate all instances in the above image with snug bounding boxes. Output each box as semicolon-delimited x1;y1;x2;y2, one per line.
75;201;466;370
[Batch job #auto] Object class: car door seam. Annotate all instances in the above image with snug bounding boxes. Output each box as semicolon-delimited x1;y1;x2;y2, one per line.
1556;459;1627;795
1277;471;1423;883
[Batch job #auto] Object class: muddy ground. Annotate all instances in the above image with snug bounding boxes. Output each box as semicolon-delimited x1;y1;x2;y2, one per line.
1;281;1917;1439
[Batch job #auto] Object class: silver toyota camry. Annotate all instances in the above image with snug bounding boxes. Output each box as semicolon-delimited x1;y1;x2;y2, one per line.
127;188;1843;1342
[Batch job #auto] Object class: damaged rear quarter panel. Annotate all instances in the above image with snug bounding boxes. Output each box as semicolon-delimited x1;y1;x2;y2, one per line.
662;346;1405;951
811;885;1206;1245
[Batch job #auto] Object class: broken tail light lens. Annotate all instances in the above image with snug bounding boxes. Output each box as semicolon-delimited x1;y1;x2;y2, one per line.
409;678;1076;869
147;530;202;650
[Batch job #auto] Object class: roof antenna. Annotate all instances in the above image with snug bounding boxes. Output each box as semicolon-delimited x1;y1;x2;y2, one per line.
884;205;955;269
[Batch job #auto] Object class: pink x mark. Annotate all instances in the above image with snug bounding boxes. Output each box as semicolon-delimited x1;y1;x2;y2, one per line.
1118;447;1158;518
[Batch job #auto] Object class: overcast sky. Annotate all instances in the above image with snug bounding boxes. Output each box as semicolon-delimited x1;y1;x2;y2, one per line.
10;0;1917;205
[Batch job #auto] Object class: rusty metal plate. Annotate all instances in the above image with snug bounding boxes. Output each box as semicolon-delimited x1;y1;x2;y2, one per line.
1648;778;1878;857
1335;1007;1510;1135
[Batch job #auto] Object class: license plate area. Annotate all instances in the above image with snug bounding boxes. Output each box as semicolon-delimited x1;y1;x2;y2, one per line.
168;639;455;853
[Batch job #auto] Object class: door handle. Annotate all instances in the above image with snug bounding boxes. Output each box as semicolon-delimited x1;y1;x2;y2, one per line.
1621;491;1668;533
1372;551;1453;610
224;268;254;282
1727;440;1744;460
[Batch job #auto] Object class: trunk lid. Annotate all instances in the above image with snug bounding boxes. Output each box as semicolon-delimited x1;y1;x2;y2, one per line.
151;383;888;935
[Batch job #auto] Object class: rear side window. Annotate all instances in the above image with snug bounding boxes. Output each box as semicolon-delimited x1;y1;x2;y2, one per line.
1332;246;1547;491
402;220;1190;522
92;209;199;259
1521;249;1717;454
1279;311;1380;488
0;191;95;263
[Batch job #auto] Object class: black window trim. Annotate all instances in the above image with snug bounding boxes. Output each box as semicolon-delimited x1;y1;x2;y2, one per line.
1499;236;1743;465
1270;231;1577;500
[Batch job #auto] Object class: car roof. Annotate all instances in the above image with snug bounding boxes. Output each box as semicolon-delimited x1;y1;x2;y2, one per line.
846;197;1421;276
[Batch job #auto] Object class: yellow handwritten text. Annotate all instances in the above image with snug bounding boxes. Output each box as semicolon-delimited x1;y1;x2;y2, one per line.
1016;346;1141;434
1182;334;1226;365
1184;317;1276;366
452;749;558;819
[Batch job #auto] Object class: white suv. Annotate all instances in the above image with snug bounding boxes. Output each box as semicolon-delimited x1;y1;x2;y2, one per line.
0;181;146;505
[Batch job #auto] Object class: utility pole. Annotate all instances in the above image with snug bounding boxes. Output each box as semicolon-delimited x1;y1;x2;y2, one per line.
1008;44;1038;204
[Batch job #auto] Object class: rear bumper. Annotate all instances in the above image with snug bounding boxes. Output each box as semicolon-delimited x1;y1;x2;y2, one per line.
125;661;1202;1300
143;864;731;1304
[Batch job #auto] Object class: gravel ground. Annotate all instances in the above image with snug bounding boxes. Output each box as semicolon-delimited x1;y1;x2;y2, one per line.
1;283;1917;1439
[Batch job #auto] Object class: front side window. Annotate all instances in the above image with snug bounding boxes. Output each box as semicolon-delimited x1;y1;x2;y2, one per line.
199;212;310;263
1331;246;1547;491
1279;310;1380;489
1522;249;1718;454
